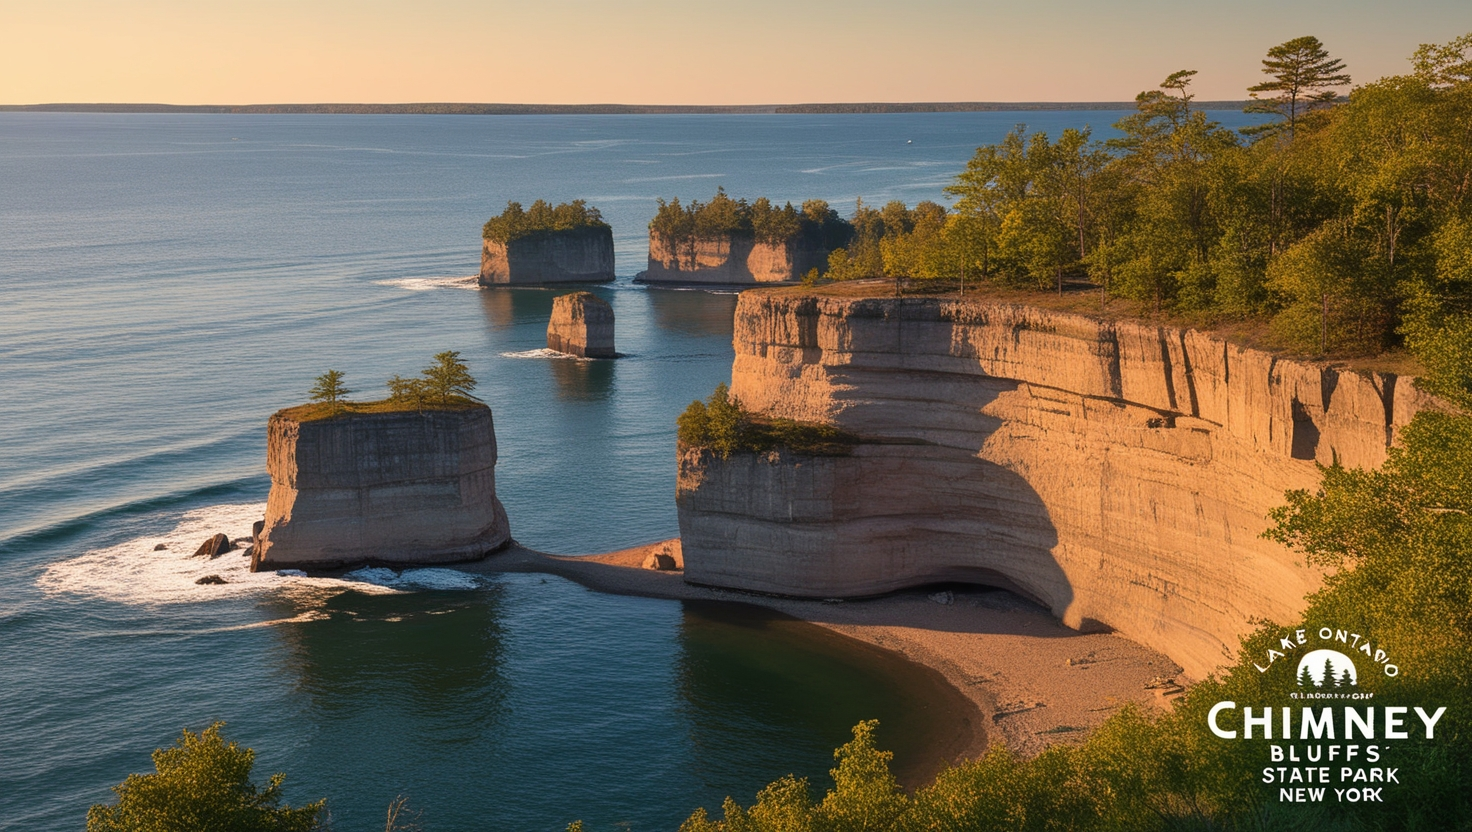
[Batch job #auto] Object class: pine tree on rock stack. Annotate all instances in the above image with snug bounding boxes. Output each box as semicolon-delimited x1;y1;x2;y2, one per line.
480;200;614;285
253;354;509;571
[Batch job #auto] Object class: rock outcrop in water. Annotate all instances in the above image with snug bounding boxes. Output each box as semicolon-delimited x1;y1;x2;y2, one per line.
253;405;510;570
480;227;615;285
547;292;616;358
640;232;831;285
676;291;1444;678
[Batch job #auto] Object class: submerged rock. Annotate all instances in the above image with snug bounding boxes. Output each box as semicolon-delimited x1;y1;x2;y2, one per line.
192;533;233;559
546;292;615;358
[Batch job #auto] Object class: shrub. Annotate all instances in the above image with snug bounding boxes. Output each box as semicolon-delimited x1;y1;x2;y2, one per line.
86;723;325;832
677;384;857;458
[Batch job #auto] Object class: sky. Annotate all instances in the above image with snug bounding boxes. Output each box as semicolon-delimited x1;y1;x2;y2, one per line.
4;0;1470;105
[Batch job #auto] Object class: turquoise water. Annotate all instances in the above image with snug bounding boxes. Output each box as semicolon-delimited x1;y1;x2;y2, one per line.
0;110;1263;830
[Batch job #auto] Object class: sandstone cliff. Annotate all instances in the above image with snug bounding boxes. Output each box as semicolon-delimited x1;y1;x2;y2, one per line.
254;405;510;570
677;292;1442;678
480;227;615;285
547;292;616;358
641;232;830;285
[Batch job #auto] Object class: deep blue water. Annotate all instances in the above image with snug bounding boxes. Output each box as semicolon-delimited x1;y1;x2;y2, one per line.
0;110;1264;831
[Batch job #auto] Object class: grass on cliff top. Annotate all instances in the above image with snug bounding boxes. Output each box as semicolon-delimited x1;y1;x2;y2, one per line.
276;395;483;423
759;278;1424;377
677;384;858;457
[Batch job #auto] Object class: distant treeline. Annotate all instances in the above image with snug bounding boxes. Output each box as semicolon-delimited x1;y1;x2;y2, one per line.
482;200;609;244
650;189;853;248
0;101;1257;115
773;101;1254;113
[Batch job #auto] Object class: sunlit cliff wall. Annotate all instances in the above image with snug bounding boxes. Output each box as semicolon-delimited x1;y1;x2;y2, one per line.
677;292;1441;677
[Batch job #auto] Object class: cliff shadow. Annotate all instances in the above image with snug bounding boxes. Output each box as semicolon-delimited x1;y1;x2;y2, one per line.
643;287;740;339
673;599;977;791
820;368;1083;630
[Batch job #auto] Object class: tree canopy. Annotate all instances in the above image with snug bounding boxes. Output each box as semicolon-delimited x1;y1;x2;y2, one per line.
87;723;325;832
482;199;608;243
650;189;854;247
814;32;1472;370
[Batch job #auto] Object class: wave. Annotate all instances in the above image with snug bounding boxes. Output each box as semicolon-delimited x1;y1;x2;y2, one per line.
35;502;490;606
373;275;480;292
499;348;580;360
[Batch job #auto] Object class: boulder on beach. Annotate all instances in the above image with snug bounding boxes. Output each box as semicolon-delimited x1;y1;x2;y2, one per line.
546;292;615;358
195;575;228;585
192;533;234;559
643;552;678;571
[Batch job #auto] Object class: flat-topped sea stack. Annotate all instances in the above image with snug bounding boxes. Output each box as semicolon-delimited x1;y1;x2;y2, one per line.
677;290;1446;679
479;199;615;285
547;292;615;358
253;403;510;571
639;191;852;285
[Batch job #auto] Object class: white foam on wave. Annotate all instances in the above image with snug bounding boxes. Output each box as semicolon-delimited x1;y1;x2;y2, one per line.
374;275;480;292
343;566;486;591
33;502;489;607
500;348;579;360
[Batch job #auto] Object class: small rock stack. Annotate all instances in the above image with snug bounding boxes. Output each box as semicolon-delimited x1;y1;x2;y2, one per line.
546;292;616;358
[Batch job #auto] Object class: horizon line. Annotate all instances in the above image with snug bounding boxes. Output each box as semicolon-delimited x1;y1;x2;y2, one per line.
0;100;1258;115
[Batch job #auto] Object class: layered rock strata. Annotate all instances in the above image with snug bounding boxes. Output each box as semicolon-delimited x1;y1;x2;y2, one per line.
480;227;615;285
677;292;1441;678
254;405;510;570
547;292;616;358
640;232;831;285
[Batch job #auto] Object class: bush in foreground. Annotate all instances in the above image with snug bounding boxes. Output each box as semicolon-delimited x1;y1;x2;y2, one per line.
87;723;325;832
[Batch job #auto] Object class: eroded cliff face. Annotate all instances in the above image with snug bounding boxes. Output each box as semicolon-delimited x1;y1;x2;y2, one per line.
547;292;616;358
677;293;1441;678
642;232;829;284
254;406;510;570
480;227;615;285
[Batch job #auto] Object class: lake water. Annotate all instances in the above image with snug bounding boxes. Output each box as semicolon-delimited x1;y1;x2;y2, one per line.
0;109;1263;830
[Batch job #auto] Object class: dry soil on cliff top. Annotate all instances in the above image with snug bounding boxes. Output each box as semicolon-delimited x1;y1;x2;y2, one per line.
459;539;1186;764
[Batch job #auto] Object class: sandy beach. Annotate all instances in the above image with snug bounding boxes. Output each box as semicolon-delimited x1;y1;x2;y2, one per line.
455;539;1187;767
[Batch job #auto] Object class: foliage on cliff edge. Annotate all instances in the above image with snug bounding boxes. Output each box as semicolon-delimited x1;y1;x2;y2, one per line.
817;33;1472;363
678;384;857;458
651;189;855;248
280;352;481;421
482;199;609;243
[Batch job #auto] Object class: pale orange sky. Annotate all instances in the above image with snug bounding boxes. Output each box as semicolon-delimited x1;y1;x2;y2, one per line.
4;0;1470;105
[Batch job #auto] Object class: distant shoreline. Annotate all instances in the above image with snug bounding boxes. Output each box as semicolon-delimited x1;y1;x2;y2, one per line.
0;101;1255;115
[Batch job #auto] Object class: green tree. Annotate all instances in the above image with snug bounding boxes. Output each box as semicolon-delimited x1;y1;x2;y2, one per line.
87;723;324;832
420;351;478;404
308;369;351;415
1412;33;1472;88
704;383;745;460
1245;36;1351;140
386;374;429;408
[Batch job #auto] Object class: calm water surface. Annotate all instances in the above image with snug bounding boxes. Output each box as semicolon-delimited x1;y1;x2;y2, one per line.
0;110;1262;830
